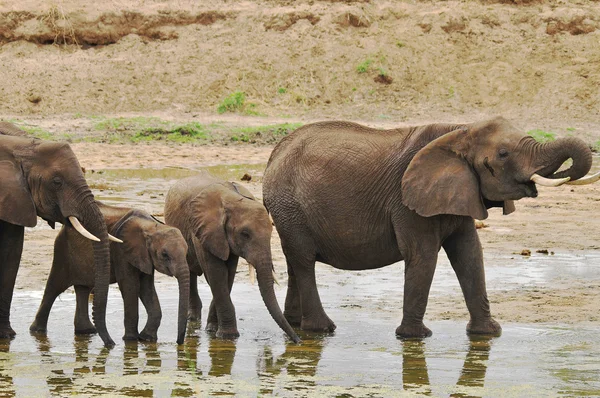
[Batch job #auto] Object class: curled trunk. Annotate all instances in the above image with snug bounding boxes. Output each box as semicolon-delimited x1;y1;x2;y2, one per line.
256;265;301;344
176;271;190;345
534;137;593;181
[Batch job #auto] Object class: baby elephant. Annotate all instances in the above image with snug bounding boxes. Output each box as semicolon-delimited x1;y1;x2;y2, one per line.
30;203;190;344
164;173;299;343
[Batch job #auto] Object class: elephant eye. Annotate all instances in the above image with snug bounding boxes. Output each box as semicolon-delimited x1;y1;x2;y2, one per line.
240;230;251;239
498;148;509;159
161;249;170;259
52;176;63;187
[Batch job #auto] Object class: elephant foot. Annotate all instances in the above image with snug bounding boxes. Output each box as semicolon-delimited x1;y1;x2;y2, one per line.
139;331;158;342
467;317;502;337
396;323;433;339
122;333;140;341
0;325;16;339
75;322;97;335
29;321;48;334
284;311;302;327
75;327;97;335
216;327;240;340
301;314;336;333
205;322;218;333
188;308;202;322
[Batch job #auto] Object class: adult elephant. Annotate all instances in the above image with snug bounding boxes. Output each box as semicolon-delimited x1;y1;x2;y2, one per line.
262;116;600;338
30;204;190;344
165;173;300;343
0;122;115;346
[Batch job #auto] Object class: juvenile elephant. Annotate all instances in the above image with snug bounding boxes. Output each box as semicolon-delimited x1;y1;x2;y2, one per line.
164;173;300;343
29;203;190;344
263;117;600;338
0;122;114;346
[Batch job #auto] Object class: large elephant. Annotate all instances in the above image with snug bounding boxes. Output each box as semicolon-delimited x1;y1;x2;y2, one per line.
29;203;190;344
164;173;300;343
0;122;114;346
262;116;600;338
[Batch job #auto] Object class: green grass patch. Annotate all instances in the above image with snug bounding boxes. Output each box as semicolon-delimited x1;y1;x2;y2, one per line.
230;123;303;144
356;59;373;74
216;91;262;115
528;129;556;143
592;140;600;153
132;122;210;143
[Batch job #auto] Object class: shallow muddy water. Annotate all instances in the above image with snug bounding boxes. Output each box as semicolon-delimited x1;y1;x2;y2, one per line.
6;164;600;397
3;272;600;397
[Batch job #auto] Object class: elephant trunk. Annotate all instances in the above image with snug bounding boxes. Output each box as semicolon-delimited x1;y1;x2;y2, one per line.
176;268;190;345
256;263;301;344
79;197;114;347
533;137;593;181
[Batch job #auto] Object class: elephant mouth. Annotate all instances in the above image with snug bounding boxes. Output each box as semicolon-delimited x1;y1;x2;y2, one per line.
521;182;538;198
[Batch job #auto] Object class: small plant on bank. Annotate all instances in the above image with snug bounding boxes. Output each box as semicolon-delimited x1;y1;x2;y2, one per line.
217;91;246;114
356;59;373;74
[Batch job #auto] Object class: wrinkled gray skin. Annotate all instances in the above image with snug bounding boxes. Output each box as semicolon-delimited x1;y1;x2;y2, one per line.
0;122;113;346
164;173;300;343
263;117;594;339
29;203;190;344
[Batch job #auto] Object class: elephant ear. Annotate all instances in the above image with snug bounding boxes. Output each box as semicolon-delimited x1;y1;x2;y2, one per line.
0;160;37;227
111;210;153;275
401;128;488;220
191;187;230;261
231;182;255;200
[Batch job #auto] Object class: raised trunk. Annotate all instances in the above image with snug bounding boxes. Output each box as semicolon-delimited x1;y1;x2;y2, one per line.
176;270;190;345
256;264;301;344
534;137;593;181
82;200;114;347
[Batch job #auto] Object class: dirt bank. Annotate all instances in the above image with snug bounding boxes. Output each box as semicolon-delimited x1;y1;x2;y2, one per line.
1;0;600;132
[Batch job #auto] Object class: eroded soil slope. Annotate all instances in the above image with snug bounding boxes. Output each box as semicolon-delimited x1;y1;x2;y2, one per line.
1;0;599;131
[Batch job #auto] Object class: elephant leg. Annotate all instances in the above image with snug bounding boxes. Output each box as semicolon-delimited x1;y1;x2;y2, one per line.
117;275;141;341
206;256;238;333
280;236;335;333
138;274;161;342
283;261;302;326
205;300;218;333
443;220;501;336
73;286;96;334
0;222;24;338
201;255;239;339
396;250;438;339
29;254;72;334
188;272;202;322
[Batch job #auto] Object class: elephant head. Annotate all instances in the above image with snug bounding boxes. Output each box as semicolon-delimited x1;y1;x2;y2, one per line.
0;133;114;346
192;182;300;343
402;116;598;219
111;210;190;344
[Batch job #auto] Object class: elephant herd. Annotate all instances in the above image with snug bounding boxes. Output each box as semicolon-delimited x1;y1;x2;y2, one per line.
1;117;599;348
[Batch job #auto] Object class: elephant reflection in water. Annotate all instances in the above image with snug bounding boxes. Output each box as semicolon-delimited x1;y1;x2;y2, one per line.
31;334;107;396
256;336;326;394
402;336;494;397
176;335;237;377
0;341;14;397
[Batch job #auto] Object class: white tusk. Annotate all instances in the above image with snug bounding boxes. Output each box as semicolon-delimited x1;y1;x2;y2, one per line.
530;173;570;187
68;216;100;242
565;171;600;185
249;264;256;285
109;234;123;243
